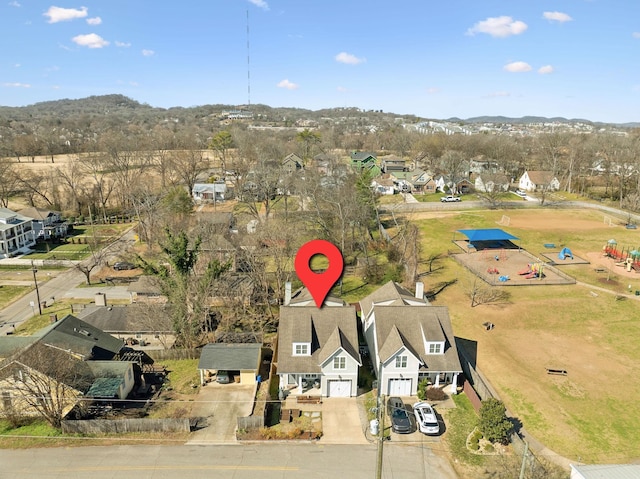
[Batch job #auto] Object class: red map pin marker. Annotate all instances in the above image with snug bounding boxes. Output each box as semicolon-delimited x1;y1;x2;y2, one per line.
294;240;344;308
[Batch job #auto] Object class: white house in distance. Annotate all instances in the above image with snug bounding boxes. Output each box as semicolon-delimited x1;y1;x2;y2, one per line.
0;208;36;258
192;182;227;203
17;207;68;241
360;281;462;396
518;171;560;192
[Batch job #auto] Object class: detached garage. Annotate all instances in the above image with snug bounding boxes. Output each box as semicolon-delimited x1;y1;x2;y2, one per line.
198;343;262;386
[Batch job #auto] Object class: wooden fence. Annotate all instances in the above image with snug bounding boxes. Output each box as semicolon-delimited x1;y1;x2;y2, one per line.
145;349;200;361
61;418;190;434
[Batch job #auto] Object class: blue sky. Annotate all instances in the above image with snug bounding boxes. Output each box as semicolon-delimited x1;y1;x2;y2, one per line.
2;1;640;123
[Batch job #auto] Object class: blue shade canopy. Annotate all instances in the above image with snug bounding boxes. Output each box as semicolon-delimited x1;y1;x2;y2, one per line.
457;229;519;242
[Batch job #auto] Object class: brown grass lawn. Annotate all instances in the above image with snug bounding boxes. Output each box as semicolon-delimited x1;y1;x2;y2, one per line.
408;208;640;463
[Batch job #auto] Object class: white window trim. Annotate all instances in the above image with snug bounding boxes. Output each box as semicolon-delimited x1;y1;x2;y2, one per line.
333;356;346;370
395;355;407;368
293;342;310;356
427;342;444;354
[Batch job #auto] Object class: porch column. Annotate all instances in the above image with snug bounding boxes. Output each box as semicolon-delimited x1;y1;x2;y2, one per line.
298;377;303;394
434;374;440;387
199;369;204;386
449;373;459;395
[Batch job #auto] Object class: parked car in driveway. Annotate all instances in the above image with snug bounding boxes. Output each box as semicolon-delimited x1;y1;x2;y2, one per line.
413;402;440;435
387;396;412;434
113;261;136;270
440;195;461;202
216;371;231;384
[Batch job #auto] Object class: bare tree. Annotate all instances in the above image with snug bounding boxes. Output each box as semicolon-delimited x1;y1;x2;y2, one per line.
467;278;510;307
0;343;93;428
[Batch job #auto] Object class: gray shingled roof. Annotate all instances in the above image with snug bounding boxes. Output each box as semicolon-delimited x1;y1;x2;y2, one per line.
36;314;124;360
0;337;38;359
197;343;262;371
372;306;461;373
359;281;424;320
277;303;360;374
77;305;172;334
571;464;640;479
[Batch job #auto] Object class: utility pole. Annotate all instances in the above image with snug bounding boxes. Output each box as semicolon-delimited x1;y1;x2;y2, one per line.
519;441;529;479
375;361;385;479
31;260;42;315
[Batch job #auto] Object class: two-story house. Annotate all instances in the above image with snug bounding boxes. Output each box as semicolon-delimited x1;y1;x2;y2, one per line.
0;208;36;258
350;152;381;177
276;286;361;397
360;281;462;396
518;171;560;192
17;207;68;242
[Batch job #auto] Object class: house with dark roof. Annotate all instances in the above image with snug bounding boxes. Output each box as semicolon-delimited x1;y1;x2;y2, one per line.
17;206;68;241
197;343;262;386
0;316;134;420
350;151;381;176
276;286;361;397
76;304;174;349
359;281;462;396
282;153;304;174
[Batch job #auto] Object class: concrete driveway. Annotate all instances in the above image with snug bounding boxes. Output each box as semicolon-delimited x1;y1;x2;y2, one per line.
320;397;369;444
187;382;256;444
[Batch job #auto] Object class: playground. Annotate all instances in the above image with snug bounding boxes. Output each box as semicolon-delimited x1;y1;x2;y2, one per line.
452;228;576;286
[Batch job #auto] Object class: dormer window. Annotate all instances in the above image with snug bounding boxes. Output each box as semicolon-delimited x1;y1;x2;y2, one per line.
427;342;443;354
293;342;310;356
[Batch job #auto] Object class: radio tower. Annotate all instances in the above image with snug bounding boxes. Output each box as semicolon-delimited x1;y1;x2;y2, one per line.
246;9;251;107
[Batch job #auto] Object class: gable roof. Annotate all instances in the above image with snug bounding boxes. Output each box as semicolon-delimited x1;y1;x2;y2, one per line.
77;305;172;334
287;287;345;307
372;306;461;372
0;337;38;360
197;343;262;370
350;151;377;161
35;314;124;360
525;170;556;185
16;207;60;221
359;281;425;320
277;304;360;374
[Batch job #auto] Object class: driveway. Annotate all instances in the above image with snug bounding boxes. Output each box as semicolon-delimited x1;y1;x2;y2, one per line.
187;383;256;444
320;397;369;444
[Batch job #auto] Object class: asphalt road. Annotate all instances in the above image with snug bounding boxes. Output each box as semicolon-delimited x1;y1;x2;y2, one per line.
0;443;458;479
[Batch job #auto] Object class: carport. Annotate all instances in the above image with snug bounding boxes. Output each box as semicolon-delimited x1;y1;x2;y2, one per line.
198;343;262;386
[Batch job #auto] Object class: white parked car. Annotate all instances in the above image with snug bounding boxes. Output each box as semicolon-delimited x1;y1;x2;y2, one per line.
413;402;440;435
440;195;461;202
515;189;527;198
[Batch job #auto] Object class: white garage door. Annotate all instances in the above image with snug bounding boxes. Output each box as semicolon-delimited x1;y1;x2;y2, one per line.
328;380;351;397
388;378;411;396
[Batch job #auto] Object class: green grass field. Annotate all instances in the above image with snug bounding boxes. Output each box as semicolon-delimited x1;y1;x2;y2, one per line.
400;207;640;463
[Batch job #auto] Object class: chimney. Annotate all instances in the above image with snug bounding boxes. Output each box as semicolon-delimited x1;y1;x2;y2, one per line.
415;282;424;300
95;292;107;307
284;282;292;306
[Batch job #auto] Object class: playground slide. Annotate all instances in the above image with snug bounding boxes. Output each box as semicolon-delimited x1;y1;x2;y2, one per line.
518;268;532;275
525;272;538;279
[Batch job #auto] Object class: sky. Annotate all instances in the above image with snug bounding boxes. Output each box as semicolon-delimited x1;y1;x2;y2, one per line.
1;1;640;123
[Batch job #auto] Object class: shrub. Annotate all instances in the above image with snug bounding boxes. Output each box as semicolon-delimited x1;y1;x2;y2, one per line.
417;379;429;400
425;387;448;402
478;398;513;444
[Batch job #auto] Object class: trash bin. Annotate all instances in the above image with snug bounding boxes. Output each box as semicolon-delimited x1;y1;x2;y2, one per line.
370;419;379;436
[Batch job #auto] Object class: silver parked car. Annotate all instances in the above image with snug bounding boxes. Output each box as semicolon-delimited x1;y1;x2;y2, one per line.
413;402;440;435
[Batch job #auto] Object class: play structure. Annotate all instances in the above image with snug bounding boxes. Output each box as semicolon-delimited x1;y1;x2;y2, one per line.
518;263;544;279
558;247;573;260
602;239;640;272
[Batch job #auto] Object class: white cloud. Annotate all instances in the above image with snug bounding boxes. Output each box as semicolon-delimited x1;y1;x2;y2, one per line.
337;86;348;93
142;49;155;56
277;79;299;90
115;41;131;47
9;1;20;7
466;16;528;38
3;82;31;88
248;0;269;10
72;33;109;48
633;32;640;39
335;52;366;65
427;87;440;94
543;11;573;23
44;6;88;23
86;16;101;25
504;61;532;72
538;65;554;74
